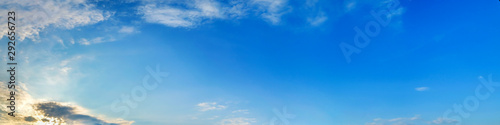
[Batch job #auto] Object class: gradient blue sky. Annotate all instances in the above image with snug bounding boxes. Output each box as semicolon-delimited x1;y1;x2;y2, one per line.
2;0;500;125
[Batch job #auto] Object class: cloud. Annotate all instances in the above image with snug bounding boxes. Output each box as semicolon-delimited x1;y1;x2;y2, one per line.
344;1;357;12
307;11;328;26
138;0;228;28
0;42;135;124
78;36;116;45
118;26;139;34
197;102;227;111
137;0;291;27
376;0;406;29
232;109;249;114
430;118;459;124
366;115;421;125
250;0;290;25
218;117;256;125
188;101;256;124
33;102;134;125
0;0;111;41
415;87;430;91
0;82;133;125
302;0;328;27
385;1;405;18
343;0;406;28
366;115;459;125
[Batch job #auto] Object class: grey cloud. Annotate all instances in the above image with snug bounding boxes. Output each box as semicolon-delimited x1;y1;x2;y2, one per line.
35;102;122;125
24;116;36;122
0;82;133;125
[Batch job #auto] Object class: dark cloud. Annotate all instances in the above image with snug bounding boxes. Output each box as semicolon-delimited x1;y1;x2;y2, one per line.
34;102;122;125
41;118;50;122
36;102;74;118
0;82;132;125
24;116;36;122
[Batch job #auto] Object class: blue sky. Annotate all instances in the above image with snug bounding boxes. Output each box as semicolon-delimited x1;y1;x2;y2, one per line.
1;0;500;125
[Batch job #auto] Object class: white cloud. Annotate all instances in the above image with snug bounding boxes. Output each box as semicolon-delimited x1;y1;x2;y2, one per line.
345;2;357;12
366;115;459;125
302;0;328;27
415;87;430;91
377;0;406;28
138;0;226;28
366;115;420;125
307;11;328;26
118;26;138;34
226;0;249;19
0;0;110;41
78;36;116;45
218;117;256;125
344;0;406;25
232;109;249;114
197;102;227;111
430;118;459;124
79;38;91;45
188;101;255;124
387;7;405;18
137;0;291;27
251;0;290;25
60;67;72;75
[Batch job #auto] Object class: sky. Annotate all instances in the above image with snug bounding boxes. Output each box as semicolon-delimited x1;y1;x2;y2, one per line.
1;0;500;125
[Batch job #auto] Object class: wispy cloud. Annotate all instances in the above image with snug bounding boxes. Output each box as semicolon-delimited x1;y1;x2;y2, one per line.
415;87;430;91
250;0;290;25
197;102;227;112
137;0;291;28
366;115;458;125
118;26;139;34
138;0;235;28
232;109;249;114
0;0;111;41
366;115;421;125
78;36;116;45
430;118;459;124
344;1;357;12
302;0;328;27
218;117;256;125
188;101;256;125
307;11;328;26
